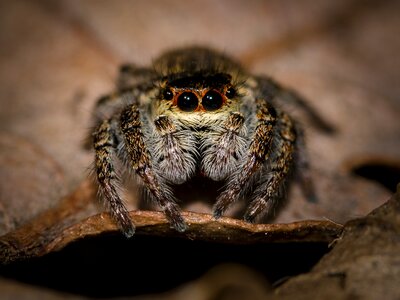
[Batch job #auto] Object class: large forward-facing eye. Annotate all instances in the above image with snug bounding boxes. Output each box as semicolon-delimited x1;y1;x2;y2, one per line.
177;92;198;112
202;90;223;111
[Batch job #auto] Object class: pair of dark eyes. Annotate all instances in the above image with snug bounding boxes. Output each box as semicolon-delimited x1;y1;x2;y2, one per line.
163;88;236;112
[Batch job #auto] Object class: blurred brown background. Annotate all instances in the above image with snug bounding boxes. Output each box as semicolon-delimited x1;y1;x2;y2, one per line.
0;0;399;298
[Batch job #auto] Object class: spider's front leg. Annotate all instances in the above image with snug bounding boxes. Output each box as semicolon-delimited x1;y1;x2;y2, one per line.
93;119;136;237
243;111;296;222
213;100;297;222
120;105;187;232
213;100;277;219
254;76;320;203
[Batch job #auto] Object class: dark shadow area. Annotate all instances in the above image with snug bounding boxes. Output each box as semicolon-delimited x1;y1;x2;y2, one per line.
0;234;329;298
138;176;224;211
139;175;294;223
352;161;400;193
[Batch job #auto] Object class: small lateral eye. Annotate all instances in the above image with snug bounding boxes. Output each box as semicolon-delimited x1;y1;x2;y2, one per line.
202;90;223;111
225;87;236;99
163;88;174;100
177;92;198;112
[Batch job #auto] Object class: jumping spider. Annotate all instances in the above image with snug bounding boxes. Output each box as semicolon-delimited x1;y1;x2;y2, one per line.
91;47;331;237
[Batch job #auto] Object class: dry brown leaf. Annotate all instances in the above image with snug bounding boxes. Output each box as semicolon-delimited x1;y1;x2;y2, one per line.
0;0;399;299
0;179;342;264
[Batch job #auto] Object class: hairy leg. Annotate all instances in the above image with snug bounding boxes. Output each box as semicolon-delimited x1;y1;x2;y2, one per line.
93;88;142;121
84;82;157;150
93;119;135;237
83;89;141;150
118;64;157;90
293;124;317;203
120;105;187;232
213;100;277;218
244;112;296;222
254;76;334;133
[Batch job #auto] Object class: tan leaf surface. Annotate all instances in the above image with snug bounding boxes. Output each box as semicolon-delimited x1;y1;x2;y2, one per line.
0;0;399;299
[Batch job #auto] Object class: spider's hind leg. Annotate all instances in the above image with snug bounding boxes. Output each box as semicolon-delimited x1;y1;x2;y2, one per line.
83;89;139;150
293;124;317;203
255;76;335;133
118;64;157;90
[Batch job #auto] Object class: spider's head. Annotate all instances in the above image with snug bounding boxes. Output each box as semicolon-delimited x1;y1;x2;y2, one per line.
158;72;239;114
151;47;247;118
